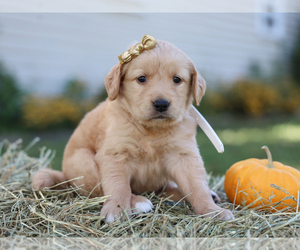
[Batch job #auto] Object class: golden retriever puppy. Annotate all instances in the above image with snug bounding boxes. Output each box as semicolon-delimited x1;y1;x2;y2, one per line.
32;36;233;222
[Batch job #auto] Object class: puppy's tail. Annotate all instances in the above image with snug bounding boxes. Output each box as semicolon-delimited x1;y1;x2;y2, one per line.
32;169;68;190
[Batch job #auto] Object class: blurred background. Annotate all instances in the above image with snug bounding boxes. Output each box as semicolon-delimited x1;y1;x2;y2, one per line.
1;4;300;175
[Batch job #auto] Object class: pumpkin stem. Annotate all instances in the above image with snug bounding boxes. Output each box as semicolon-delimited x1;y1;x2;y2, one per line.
261;146;275;168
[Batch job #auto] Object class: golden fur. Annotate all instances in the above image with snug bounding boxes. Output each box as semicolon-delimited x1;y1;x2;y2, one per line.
32;40;233;222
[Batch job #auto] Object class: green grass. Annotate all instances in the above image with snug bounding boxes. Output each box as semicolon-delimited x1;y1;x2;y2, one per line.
1;114;300;175
198;114;300;175
0;130;71;171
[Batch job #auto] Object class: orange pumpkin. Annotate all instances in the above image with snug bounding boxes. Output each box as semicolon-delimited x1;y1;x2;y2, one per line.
224;146;300;210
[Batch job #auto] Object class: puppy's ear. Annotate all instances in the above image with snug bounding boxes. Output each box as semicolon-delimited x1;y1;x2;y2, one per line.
105;63;123;101
191;66;206;106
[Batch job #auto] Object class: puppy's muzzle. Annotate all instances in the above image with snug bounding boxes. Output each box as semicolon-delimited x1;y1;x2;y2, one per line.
153;99;170;112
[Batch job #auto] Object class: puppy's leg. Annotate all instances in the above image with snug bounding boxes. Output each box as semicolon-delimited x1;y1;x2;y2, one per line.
162;181;187;202
63;148;103;197
165;154;233;220
32;169;67;190
97;154;133;223
163;181;221;203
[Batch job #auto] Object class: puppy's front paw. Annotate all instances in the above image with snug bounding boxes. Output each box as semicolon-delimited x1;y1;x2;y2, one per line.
217;209;235;221
131;194;153;213
203;208;234;221
100;199;131;223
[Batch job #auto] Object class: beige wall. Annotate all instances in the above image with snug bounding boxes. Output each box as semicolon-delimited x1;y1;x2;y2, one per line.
0;0;256;12
0;12;299;95
1;0;300;13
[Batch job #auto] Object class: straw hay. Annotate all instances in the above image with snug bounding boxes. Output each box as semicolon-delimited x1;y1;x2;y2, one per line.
0;139;300;238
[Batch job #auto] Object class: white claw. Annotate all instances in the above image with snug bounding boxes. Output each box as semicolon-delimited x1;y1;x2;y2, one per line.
106;214;115;223
135;201;153;213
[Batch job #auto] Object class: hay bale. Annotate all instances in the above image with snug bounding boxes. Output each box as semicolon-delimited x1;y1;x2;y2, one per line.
0;139;299;238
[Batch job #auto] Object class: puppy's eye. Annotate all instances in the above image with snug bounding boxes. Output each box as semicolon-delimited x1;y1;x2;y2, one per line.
173;76;182;84
137;76;146;83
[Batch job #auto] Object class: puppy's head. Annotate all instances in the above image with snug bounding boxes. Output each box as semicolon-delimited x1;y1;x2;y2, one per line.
105;40;206;127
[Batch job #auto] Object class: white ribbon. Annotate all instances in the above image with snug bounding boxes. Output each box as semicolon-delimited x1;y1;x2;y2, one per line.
190;105;224;153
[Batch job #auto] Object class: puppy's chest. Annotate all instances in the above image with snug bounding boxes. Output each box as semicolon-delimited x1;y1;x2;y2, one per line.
129;136;169;193
133;135;169;160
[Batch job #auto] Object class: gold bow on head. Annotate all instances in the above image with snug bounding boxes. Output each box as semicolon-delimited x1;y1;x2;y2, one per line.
118;35;157;64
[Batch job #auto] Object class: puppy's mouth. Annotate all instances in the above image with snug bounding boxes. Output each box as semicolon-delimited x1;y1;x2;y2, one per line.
153;115;168;120
148;113;174;120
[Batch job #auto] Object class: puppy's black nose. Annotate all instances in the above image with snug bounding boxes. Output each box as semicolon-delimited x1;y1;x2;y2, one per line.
153;99;170;112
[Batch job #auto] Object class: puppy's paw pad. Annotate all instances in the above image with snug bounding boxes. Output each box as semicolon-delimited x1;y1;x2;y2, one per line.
135;201;153;213
210;190;221;203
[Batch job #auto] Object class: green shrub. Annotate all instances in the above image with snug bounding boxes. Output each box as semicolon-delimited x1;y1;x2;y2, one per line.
199;79;300;117
0;64;22;127
228;79;279;117
291;30;300;86
276;78;300;113
22;96;96;130
199;89;228;115
63;79;88;101
22;79;98;130
94;85;108;103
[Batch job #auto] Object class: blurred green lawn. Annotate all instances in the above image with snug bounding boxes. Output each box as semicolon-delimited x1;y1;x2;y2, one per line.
197;114;300;175
1;114;300;176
